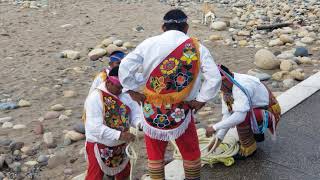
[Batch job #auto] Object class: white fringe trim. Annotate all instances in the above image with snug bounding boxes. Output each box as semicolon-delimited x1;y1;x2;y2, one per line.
142;111;192;141
94;144;129;176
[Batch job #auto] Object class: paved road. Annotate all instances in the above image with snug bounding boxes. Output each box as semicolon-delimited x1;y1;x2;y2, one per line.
202;91;320;180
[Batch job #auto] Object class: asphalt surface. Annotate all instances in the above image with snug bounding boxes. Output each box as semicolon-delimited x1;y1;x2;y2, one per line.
201;90;320;180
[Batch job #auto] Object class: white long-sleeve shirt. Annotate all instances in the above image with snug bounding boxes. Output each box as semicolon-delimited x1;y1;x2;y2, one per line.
84;82;144;146
119;30;221;103
214;73;269;140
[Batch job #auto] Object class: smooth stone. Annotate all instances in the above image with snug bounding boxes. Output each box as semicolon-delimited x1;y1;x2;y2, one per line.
237;30;250;36
43;132;54;145
73;123;85;134
0;102;18;110
254;49;280;70
211;21;227;31
268;38;284;46
64;110;73;116
113;40;124;47
24;161;38;166
280;60;295;71
238;40;248;46
65;131;85;141
63;90;77;98
59;114;69;121
44;111;60;120
13;150;21;156
301;37;314;44
122;42;135;49
272;71;291;81
62;50;80;60
9;142;24;151
105;44;124;56
13;124;26;130
247;69;271;81
50;104;65;111
272;81;280;88
34;122;44;135
17;99;31;107
88;48;107;61
0;139;12;146
280;27;293;34
283;79;295;89
2;122;13;128
290;70;305;81
299;57;313;64
37;155;49;163
294;47;309;57
279;34;294;43
277;52;294;59
0;117;13;123
64;168;73;175
209;34;223;41
63;136;72;146
295;41;307;47
60;24;73;28
20;146;31;154
101;38;113;47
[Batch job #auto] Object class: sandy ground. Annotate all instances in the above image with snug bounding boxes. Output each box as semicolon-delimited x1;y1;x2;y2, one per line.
0;0;318;179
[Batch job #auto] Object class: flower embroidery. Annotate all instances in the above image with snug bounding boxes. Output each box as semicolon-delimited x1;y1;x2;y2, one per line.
171;108;185;122
110;155;123;167
143;103;155;118
160;58;179;75
100;148;113;159
150;76;166;93
174;72;190;89
180;43;198;64
104;96;116;110
153;114;170;128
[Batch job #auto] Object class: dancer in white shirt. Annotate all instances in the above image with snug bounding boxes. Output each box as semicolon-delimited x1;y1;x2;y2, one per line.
84;67;143;180
206;65;281;160
119;9;221;180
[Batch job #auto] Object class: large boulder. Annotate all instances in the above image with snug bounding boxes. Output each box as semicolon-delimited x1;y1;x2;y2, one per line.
254;49;280;70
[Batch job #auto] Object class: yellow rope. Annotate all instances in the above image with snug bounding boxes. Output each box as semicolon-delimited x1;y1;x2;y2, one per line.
172;128;239;167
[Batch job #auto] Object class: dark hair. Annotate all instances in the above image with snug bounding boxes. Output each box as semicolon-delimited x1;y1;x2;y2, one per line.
109;66;119;76
219;64;233;77
163;9;188;32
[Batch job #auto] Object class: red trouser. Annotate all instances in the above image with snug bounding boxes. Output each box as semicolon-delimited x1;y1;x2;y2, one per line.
145;118;201;179
85;142;130;180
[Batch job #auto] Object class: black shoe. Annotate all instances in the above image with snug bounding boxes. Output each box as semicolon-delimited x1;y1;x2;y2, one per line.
254;133;265;142
233;150;257;160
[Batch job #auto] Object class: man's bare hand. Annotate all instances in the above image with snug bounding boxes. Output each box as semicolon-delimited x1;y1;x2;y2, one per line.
128;90;146;105
119;132;135;143
188;100;205;113
205;126;216;137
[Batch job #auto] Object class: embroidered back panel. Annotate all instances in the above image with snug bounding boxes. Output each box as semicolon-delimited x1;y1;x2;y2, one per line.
142;38;200;130
101;91;130;132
